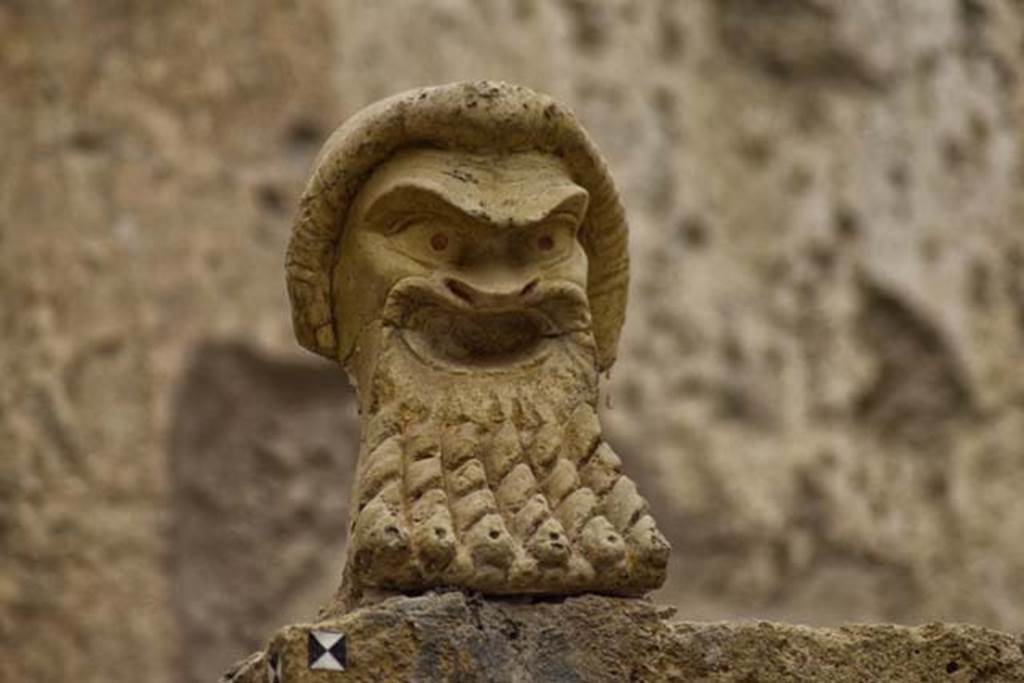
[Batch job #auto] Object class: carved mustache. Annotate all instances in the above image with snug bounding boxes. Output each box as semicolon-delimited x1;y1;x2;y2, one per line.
380;275;593;338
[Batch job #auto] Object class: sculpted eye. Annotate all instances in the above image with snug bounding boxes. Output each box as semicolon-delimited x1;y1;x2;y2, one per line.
430;232;449;252
387;216;459;264
536;234;554;252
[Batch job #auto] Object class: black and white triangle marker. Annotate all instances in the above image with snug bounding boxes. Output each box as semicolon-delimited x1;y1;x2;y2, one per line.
308;630;347;671
266;651;282;683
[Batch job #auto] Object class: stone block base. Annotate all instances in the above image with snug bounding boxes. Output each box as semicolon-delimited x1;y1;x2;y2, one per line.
222;592;1024;682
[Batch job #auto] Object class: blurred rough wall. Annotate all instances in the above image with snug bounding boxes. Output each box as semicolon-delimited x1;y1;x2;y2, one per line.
1;1;1022;682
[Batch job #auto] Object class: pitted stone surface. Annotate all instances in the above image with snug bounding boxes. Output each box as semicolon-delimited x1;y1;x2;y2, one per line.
222;593;1024;683
4;2;1024;682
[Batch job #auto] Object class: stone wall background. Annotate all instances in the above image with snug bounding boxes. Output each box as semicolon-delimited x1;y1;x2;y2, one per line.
1;1;1022;681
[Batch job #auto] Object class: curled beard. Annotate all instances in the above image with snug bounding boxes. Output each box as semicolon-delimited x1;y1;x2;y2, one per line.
337;282;669;602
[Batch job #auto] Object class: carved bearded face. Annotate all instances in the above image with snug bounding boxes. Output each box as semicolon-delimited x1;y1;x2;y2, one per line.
328;148;666;601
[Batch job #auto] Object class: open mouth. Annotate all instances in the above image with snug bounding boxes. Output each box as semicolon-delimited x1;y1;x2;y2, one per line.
381;276;592;370
400;304;555;369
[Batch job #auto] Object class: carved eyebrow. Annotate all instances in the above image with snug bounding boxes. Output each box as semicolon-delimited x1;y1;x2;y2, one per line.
362;185;477;234
535;193;589;228
362;181;590;234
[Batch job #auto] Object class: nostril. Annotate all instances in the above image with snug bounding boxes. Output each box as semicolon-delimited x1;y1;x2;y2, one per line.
520;279;539;297
445;278;475;303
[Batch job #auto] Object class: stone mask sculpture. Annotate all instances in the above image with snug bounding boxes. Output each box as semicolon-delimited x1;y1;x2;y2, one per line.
286;81;669;608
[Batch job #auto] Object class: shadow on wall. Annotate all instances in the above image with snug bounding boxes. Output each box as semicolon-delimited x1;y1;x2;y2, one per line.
166;342;358;683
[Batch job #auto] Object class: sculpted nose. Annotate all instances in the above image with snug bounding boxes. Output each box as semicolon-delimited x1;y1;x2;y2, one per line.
444;276;540;307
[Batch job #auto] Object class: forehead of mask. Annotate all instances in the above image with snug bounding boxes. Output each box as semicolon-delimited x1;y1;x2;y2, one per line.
331;148;590;364
352;148;588;227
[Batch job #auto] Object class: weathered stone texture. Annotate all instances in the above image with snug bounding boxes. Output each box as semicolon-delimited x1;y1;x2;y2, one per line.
223;593;1024;682
168;343;357;683
2;1;1023;682
0;3;341;681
